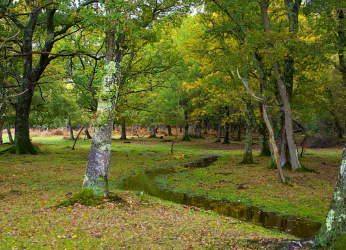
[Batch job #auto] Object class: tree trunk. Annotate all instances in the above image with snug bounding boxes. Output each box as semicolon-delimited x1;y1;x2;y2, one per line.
240;101;255;164
83;27;125;196
236;119;242;141
68;115;74;140
0;122;3;148
260;0;302;171
223;109;230;144
85;128;92;139
149;120;156;138
182;123;190;141
11;82;37;154
257;105;271;156
120;120;127;140
7;122;14;145
203;119;208;134
277;111;290;168
216;117;221;142
188;124;194;136
196;121;202;137
315;141;346;247
166;125;173;136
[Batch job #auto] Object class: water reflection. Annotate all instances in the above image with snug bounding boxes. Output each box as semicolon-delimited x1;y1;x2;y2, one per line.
118;156;321;238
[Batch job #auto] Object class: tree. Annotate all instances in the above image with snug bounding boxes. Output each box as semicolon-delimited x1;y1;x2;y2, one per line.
82;0;195;196
0;0;97;154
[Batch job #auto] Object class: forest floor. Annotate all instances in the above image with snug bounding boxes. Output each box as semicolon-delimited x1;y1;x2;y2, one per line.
0;129;342;249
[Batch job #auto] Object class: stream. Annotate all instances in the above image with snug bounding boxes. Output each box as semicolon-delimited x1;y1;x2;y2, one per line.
117;156;321;238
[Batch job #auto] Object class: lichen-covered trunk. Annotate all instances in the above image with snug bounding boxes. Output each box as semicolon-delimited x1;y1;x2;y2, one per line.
315;142;346;247
120;120;127;140
241;101;254;164
83;29;125;197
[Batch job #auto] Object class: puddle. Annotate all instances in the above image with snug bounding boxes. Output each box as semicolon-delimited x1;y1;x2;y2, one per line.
118;156;321;238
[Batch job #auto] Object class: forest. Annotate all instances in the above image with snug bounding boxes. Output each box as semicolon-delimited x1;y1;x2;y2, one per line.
1;0;346;249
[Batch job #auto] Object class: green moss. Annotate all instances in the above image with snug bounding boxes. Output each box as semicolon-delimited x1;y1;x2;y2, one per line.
83;175;109;196
57;187;123;207
239;156;256;165
334;233;346;250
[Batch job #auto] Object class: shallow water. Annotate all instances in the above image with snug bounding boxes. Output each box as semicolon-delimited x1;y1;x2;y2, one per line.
118;156;321;238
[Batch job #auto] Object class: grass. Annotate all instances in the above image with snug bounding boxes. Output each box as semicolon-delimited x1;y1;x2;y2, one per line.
0;132;341;249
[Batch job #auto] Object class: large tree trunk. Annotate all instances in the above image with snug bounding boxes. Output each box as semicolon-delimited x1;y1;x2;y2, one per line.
11;82;37;154
240;101;255;164
315;141;346;247
83;28;125;196
260;0;302;171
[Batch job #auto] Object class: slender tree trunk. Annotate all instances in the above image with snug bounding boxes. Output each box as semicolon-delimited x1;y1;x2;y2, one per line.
85;128;92;139
120;120;127;140
236;119;242;141
260;0;302;170
241;101;255;164
0;122;3;148
257;105;271;156
7;122;14;145
315;141;346;247
216;117;221;142
83;26;125;196
223;109;230;144
68;115;74;140
203;119;208;134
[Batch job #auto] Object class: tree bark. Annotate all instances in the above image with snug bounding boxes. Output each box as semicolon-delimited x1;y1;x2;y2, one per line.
166;125;173;136
240;101;255;164
83;26;125;196
85;128;92;139
68;115;74;140
196;121;202;137
260;0;302;170
7;122;13;145
315;141;346;247
149;119;156;138
120;120;127;140
223;109;230;144
216;117;222;142
236;118;242;141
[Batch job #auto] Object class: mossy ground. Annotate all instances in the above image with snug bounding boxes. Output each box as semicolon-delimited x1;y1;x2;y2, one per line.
0;132;342;249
